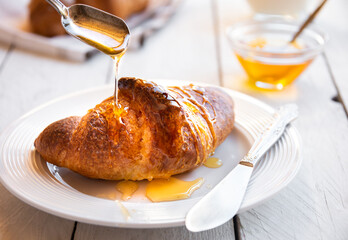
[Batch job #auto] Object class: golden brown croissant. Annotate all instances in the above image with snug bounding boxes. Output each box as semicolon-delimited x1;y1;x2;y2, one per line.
28;0;149;37
34;78;234;180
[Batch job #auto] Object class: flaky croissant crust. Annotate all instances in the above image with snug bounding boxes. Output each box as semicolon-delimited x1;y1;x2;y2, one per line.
35;78;234;180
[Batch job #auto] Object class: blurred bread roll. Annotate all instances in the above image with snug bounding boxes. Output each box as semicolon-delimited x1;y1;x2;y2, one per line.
28;0;149;37
76;0;149;19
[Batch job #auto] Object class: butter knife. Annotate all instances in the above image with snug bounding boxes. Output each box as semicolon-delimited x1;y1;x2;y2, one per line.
185;104;298;232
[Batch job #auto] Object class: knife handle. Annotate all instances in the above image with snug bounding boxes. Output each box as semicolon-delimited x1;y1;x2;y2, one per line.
240;104;298;167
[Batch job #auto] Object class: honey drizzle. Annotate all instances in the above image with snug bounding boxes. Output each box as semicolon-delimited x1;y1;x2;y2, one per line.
169;86;217;163
110;47;127;110
181;86;217;148
69;21;129;107
201;95;217;123
112;56;121;107
115;200;130;220
192;87;217;122
168;87;202;164
155;86;200;164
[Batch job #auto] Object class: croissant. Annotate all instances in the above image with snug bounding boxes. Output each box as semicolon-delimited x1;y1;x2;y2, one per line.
34;78;235;180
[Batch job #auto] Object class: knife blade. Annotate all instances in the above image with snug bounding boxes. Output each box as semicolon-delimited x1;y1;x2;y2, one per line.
185;104;298;232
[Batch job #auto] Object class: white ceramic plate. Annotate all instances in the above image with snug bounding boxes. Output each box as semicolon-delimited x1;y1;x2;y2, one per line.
0;80;301;228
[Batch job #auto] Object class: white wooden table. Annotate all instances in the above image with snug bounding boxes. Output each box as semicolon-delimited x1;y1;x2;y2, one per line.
1;0;348;239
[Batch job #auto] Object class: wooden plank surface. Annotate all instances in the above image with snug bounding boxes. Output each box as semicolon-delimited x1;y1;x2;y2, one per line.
216;0;348;239
0;42;12;69
318;0;348;115
1;0;347;239
75;225;236;240
0;49;111;132
119;0;220;84
0;43;110;239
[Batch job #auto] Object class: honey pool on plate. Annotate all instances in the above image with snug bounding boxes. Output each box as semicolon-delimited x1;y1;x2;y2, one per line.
113;177;204;202
116;180;139;201
146;177;204;202
204;157;223;168
116;157;222;202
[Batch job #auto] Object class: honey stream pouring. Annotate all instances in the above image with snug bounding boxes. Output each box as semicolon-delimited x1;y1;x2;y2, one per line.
45;0;130;105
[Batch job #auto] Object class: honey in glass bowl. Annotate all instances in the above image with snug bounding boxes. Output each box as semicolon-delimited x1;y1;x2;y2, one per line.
227;19;326;90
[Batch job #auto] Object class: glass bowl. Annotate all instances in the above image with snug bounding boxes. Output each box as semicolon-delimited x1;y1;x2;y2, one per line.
226;19;327;90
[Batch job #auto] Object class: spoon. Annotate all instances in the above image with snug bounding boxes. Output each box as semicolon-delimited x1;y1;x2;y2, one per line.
289;0;328;43
45;0;130;56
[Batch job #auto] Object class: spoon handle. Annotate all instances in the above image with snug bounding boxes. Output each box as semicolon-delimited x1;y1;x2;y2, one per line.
45;0;68;18
289;0;328;43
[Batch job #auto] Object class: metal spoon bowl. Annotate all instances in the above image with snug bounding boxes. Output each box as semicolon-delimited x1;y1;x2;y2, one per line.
46;0;130;56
